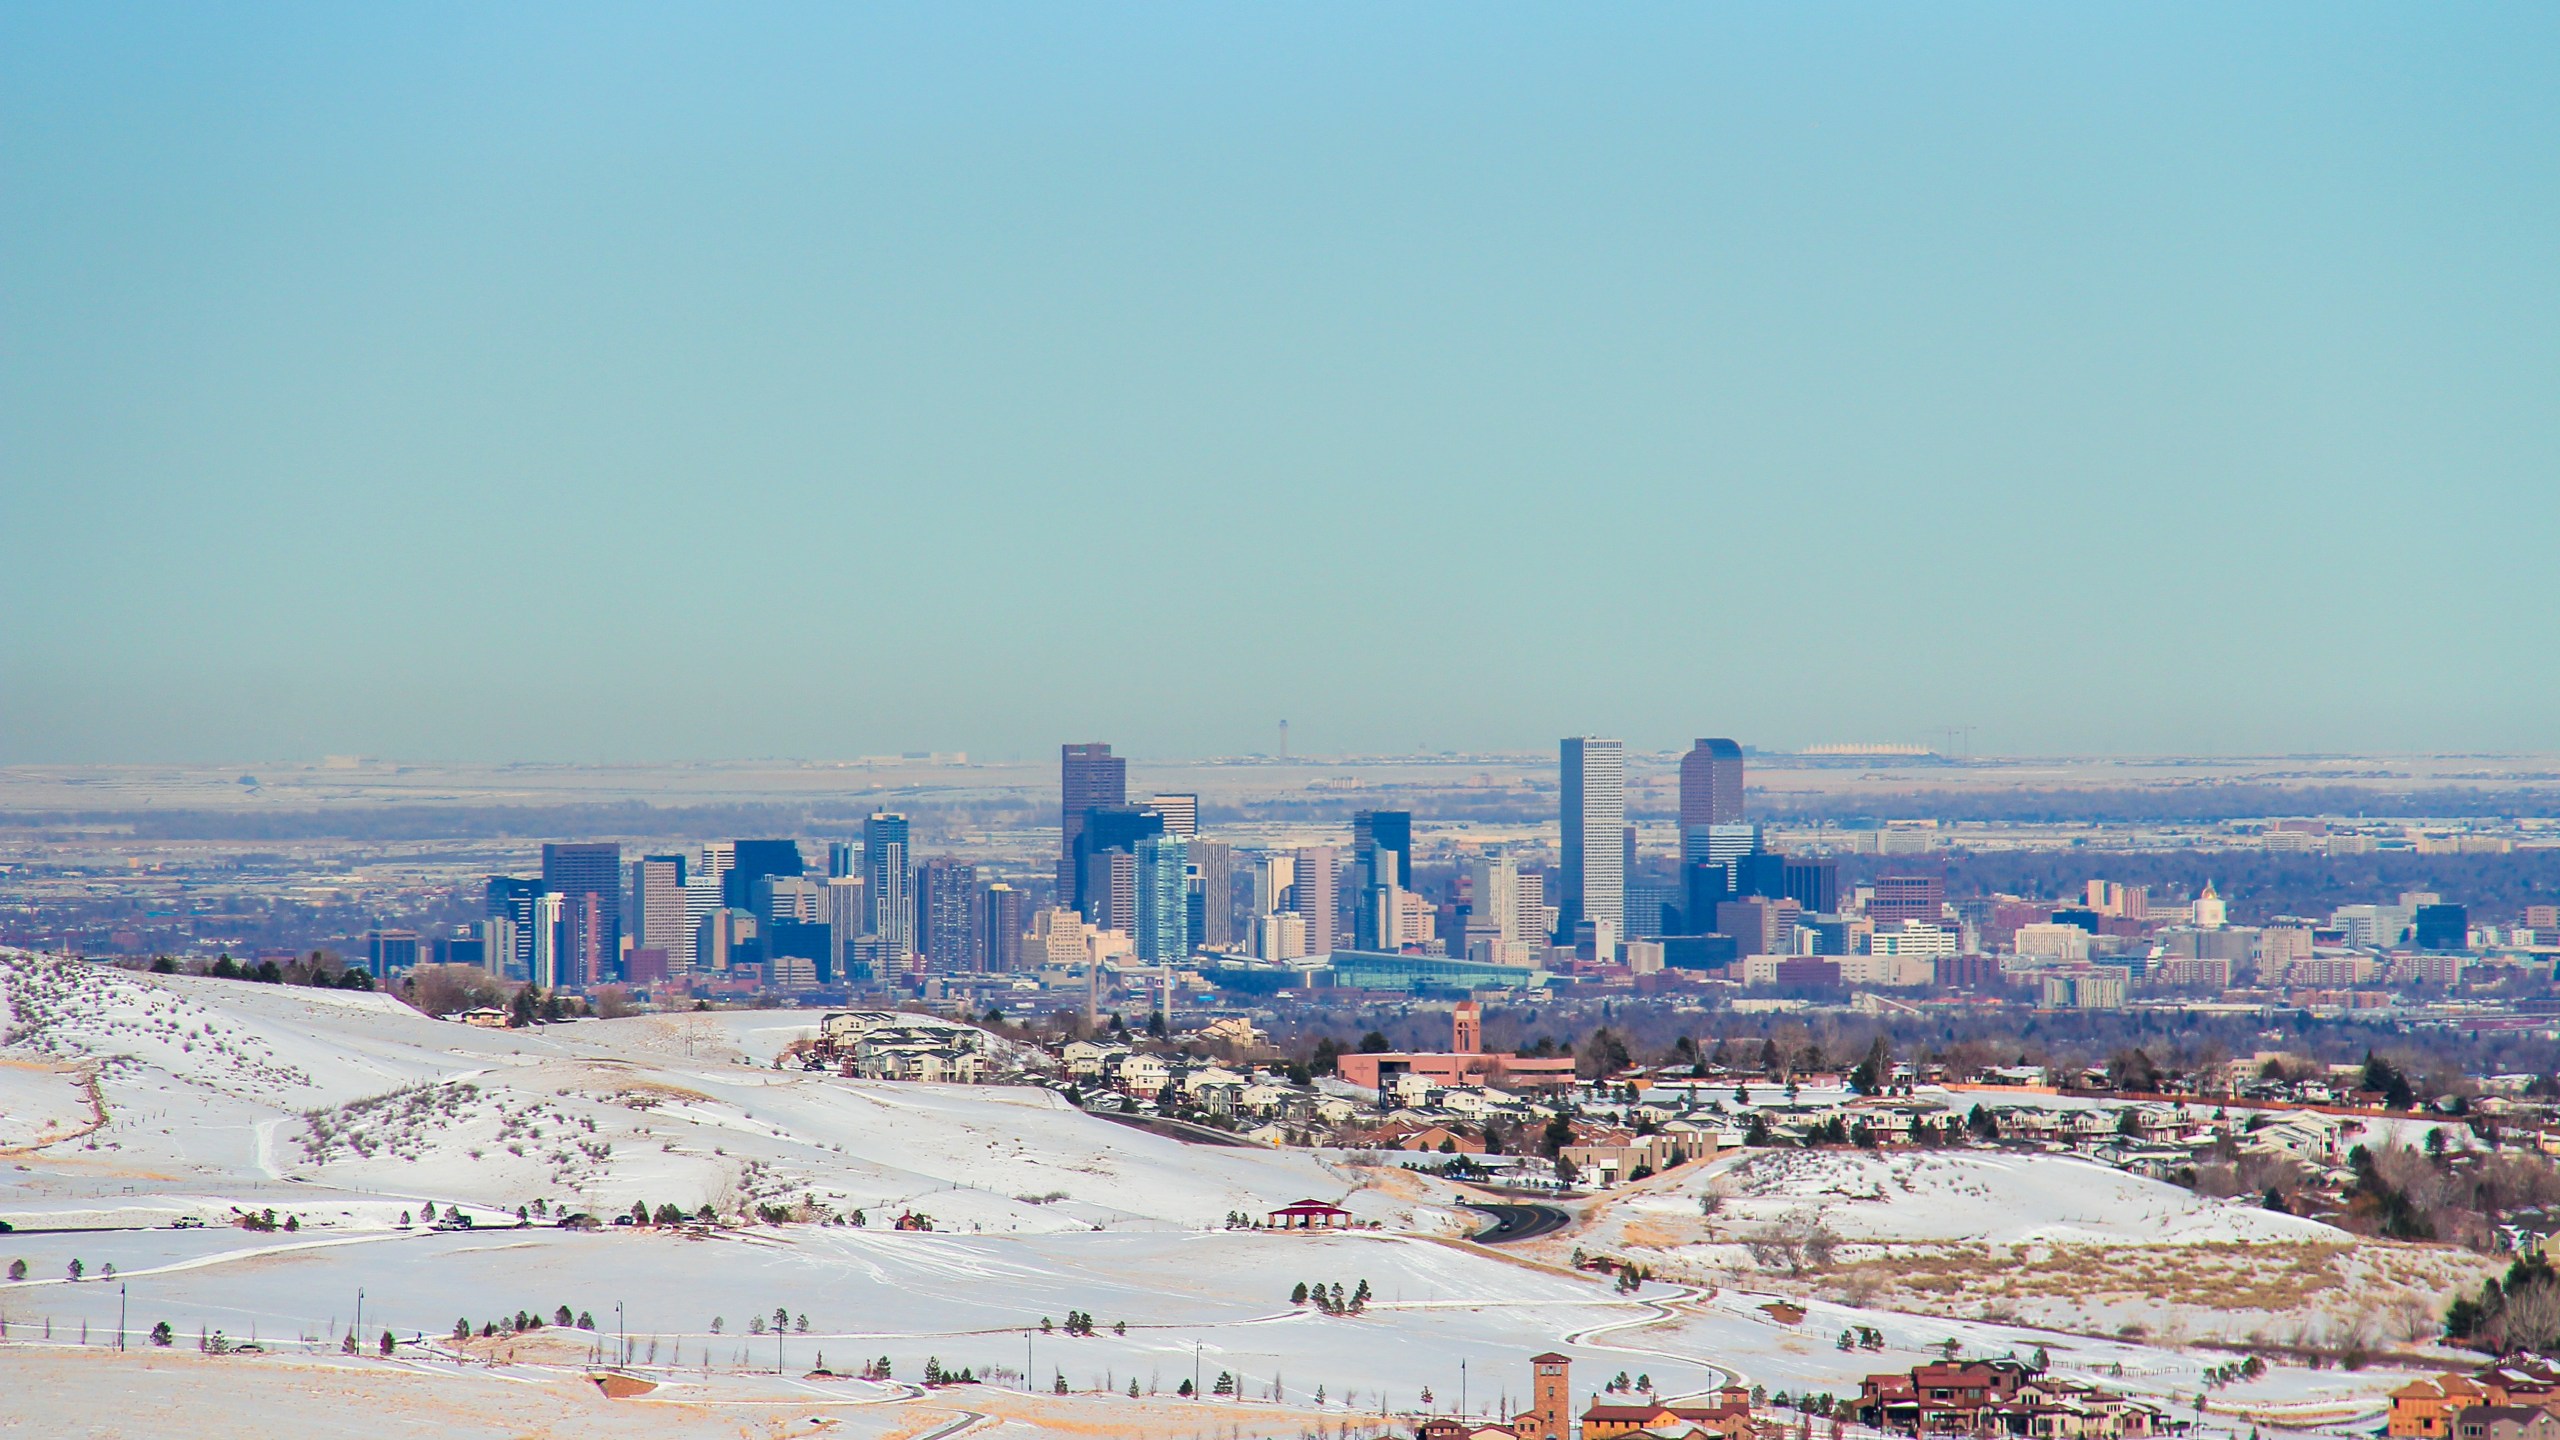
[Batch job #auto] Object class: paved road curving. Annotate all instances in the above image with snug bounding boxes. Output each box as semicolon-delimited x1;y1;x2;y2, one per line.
1461;1200;1572;1244
909;1409;990;1440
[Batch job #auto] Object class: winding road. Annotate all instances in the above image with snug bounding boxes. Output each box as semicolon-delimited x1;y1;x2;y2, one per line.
1461;1200;1573;1244
908;1407;990;1439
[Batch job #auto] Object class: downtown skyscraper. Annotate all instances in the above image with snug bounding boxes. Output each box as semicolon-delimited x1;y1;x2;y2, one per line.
541;841;622;985
1134;833;1188;963
1058;742;1126;896
1558;737;1625;945
1679;738;1745;829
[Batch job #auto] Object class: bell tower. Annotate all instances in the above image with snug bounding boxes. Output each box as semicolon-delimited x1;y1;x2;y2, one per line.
1453;1000;1482;1055
1525;1351;1571;1440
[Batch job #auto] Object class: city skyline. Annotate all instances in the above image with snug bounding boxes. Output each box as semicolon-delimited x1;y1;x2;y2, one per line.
5;6;2558;764
9;10;2560;1435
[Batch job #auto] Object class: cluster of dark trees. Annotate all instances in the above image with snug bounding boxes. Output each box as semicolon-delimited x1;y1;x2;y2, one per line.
150;951;374;990
627;1201;715;1227
1899;847;2560;925
2449;1253;2560;1353
1289;1279;1371;1314
453;1304;595;1339
1282;1004;2560;1105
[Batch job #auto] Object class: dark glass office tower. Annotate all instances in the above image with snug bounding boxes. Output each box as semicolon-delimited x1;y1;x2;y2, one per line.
1072;803;1164;922
486;876;544;974
1352;810;1413;889
541;842;622;980
1058;742;1127;895
724;839;805;909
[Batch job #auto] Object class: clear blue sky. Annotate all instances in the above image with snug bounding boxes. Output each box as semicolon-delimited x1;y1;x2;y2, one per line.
4;5;2555;764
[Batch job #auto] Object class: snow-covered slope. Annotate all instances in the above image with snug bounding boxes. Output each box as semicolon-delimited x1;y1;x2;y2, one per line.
0;951;1385;1234
1699;1148;2338;1245
0;950;2455;1436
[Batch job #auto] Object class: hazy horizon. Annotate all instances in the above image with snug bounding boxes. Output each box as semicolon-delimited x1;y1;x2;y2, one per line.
6;5;2555;765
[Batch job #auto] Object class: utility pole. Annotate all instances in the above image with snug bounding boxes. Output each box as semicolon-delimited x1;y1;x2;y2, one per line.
118;1283;126;1351
1461;1357;1467;1418
355;1288;364;1349
1193;1340;1200;1401
616;1302;625;1370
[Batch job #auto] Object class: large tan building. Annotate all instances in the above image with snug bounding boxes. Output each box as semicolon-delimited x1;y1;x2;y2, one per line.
1332;1001;1577;1092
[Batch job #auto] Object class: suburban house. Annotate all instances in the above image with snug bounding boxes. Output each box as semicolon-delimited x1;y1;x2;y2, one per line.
1110;1052;1171;1098
1060;1040;1124;1079
2395;1360;2560;1440
852;1042;984;1084
1861;1363;2173;1439
2394;1375;2493;1437
2455;1408;2560;1440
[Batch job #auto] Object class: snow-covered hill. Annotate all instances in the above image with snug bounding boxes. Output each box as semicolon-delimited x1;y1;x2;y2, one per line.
1703;1148;2338;1246
0;951;1386;1234
0;950;2461;1436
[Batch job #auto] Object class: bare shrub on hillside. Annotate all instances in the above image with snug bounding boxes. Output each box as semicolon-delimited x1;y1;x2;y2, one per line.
2192;1152;2307;1201
2392;1293;2443;1343
1747;1210;1840;1277
404;964;511;1018
2477;1154;2560;1214
2495;1280;2560;1354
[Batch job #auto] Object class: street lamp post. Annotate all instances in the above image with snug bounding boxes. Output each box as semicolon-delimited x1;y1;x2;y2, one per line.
118;1283;127;1352
355;1288;365;1351
616;1302;625;1370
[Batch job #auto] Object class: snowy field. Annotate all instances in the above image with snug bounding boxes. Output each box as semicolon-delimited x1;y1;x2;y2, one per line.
1666;1148;2336;1247
1537;1145;2488;1351
0;951;2470;1435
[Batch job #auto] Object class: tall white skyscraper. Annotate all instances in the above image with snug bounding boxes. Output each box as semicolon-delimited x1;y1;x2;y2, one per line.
1559;736;1626;943
476;916;517;980
1293;845;1339;956
698;841;736;898
631;857;686;969
679;878;721;971
1253;853;1295;917
873;843;913;965
1516;870;1550;951
1470;849;1521;944
530;892;565;990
